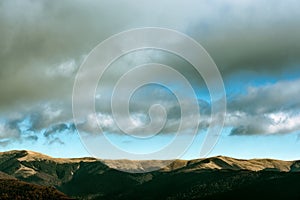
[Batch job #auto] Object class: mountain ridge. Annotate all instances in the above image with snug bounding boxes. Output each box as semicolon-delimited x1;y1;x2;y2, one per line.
1;150;300;199
0;149;298;173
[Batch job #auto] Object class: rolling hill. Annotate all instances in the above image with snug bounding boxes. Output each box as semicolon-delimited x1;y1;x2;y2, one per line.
0;150;300;199
0;170;72;199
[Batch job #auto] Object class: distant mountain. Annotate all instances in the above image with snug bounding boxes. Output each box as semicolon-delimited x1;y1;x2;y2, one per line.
0;150;300;199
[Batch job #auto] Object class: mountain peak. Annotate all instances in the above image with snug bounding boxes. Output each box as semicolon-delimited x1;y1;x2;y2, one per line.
0;150;53;161
0;150;97;164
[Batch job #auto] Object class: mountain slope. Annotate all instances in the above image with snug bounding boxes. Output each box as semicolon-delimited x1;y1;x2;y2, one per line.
0;150;300;199
0;179;73;200
0;170;72;199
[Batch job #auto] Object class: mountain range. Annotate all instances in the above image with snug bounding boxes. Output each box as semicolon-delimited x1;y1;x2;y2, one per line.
0;150;300;199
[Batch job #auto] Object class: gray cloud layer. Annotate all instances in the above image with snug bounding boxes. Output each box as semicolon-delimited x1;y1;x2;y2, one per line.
227;78;300;135
1;0;300;108
0;0;300;145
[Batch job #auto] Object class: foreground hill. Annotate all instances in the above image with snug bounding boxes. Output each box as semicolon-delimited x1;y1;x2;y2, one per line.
0;150;300;199
0;171;72;199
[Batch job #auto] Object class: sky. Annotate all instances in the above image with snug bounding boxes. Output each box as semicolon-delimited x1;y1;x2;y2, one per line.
0;0;300;160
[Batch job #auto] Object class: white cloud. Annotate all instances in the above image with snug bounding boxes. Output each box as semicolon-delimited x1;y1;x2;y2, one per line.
266;112;300;134
227;78;300;135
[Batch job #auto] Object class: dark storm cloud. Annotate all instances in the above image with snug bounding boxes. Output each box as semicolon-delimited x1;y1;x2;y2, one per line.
0;102;73;144
188;0;300;77
1;0;300;109
44;123;76;137
43;123;76;145
0;0;124;108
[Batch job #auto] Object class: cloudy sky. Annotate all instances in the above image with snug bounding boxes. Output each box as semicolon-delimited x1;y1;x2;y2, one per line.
1;0;300;160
